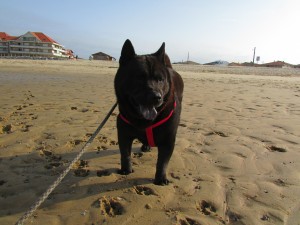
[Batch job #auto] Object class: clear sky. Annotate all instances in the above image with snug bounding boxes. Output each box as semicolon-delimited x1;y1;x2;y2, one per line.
1;0;299;64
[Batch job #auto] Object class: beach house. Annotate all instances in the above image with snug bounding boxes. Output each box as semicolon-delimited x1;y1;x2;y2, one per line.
91;52;116;61
0;31;73;58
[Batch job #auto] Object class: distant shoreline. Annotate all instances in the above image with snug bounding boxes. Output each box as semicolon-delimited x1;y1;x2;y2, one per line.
1;59;300;78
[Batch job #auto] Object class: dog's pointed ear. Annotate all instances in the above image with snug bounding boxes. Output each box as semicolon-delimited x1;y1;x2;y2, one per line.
153;42;166;65
120;39;135;65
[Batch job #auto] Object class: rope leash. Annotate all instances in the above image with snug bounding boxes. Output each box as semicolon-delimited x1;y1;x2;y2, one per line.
15;102;118;225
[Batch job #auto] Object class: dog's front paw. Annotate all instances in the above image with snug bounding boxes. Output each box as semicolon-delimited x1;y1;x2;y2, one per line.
154;177;170;186
118;169;134;175
141;144;151;152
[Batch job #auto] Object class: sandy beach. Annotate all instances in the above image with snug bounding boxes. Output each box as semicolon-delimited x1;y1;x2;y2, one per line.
1;59;300;225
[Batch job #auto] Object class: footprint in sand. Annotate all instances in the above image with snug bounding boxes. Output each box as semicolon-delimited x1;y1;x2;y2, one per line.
266;145;287;152
39;149;65;175
133;152;144;158
39;149;62;161
273;178;287;186
81;108;89;113
44;162;62;170
260;212;283;223
85;133;93;137
133;185;157;196
177;216;202;225
227;211;243;223
96;169;111;177
196;200;217;216
92;196;125;217
97;135;118;145
0;180;7;186
206;131;228;137
74;169;90;177
67;139;84;147
261;214;270;221
1;124;12;134
192;177;204;190
96;145;108;153
73;160;89;177
15;105;23;111
25;90;35;99
179;123;187;127
111;112;118;117
196;201;238;224
74;159;89;167
170;172;181;180
30;114;38;120
21;124;32;132
44;132;56;140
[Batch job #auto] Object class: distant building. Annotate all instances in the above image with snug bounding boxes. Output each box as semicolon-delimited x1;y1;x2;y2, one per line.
0;31;73;58
91;52;116;61
65;49;75;59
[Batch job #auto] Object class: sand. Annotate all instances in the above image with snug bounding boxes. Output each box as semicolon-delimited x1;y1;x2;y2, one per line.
0;59;300;225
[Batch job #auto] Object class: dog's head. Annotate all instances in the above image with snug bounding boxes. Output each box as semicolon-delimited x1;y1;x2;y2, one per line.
115;39;172;121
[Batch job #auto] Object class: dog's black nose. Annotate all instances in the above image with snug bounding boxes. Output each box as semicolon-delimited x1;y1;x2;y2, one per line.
148;92;162;105
152;92;162;102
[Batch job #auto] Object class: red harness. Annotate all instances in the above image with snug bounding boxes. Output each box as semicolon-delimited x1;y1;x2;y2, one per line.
119;102;176;147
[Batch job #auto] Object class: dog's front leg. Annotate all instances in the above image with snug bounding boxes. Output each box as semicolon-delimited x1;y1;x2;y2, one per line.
117;130;134;175
155;143;175;185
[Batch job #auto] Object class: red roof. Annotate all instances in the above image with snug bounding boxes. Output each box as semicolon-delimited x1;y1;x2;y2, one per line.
0;32;18;41
31;32;58;44
0;31;58;43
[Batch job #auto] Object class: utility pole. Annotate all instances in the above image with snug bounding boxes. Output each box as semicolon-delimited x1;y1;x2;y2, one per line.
187;51;189;63
252;47;256;66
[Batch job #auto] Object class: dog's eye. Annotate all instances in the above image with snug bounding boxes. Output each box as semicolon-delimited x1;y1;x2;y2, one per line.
155;76;164;82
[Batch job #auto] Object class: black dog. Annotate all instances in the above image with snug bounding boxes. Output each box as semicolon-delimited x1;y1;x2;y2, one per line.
114;39;184;185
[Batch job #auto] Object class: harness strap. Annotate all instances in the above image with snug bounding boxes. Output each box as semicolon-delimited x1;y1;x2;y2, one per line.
119;101;176;147
119;113;130;124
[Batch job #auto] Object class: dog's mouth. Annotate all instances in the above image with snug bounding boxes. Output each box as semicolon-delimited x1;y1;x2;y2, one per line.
130;94;163;121
139;105;158;121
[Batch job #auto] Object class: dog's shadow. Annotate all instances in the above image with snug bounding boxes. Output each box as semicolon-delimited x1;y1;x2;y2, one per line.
1;146;153;217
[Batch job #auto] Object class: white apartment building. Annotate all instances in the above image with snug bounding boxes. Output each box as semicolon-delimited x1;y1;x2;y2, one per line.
0;31;72;58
